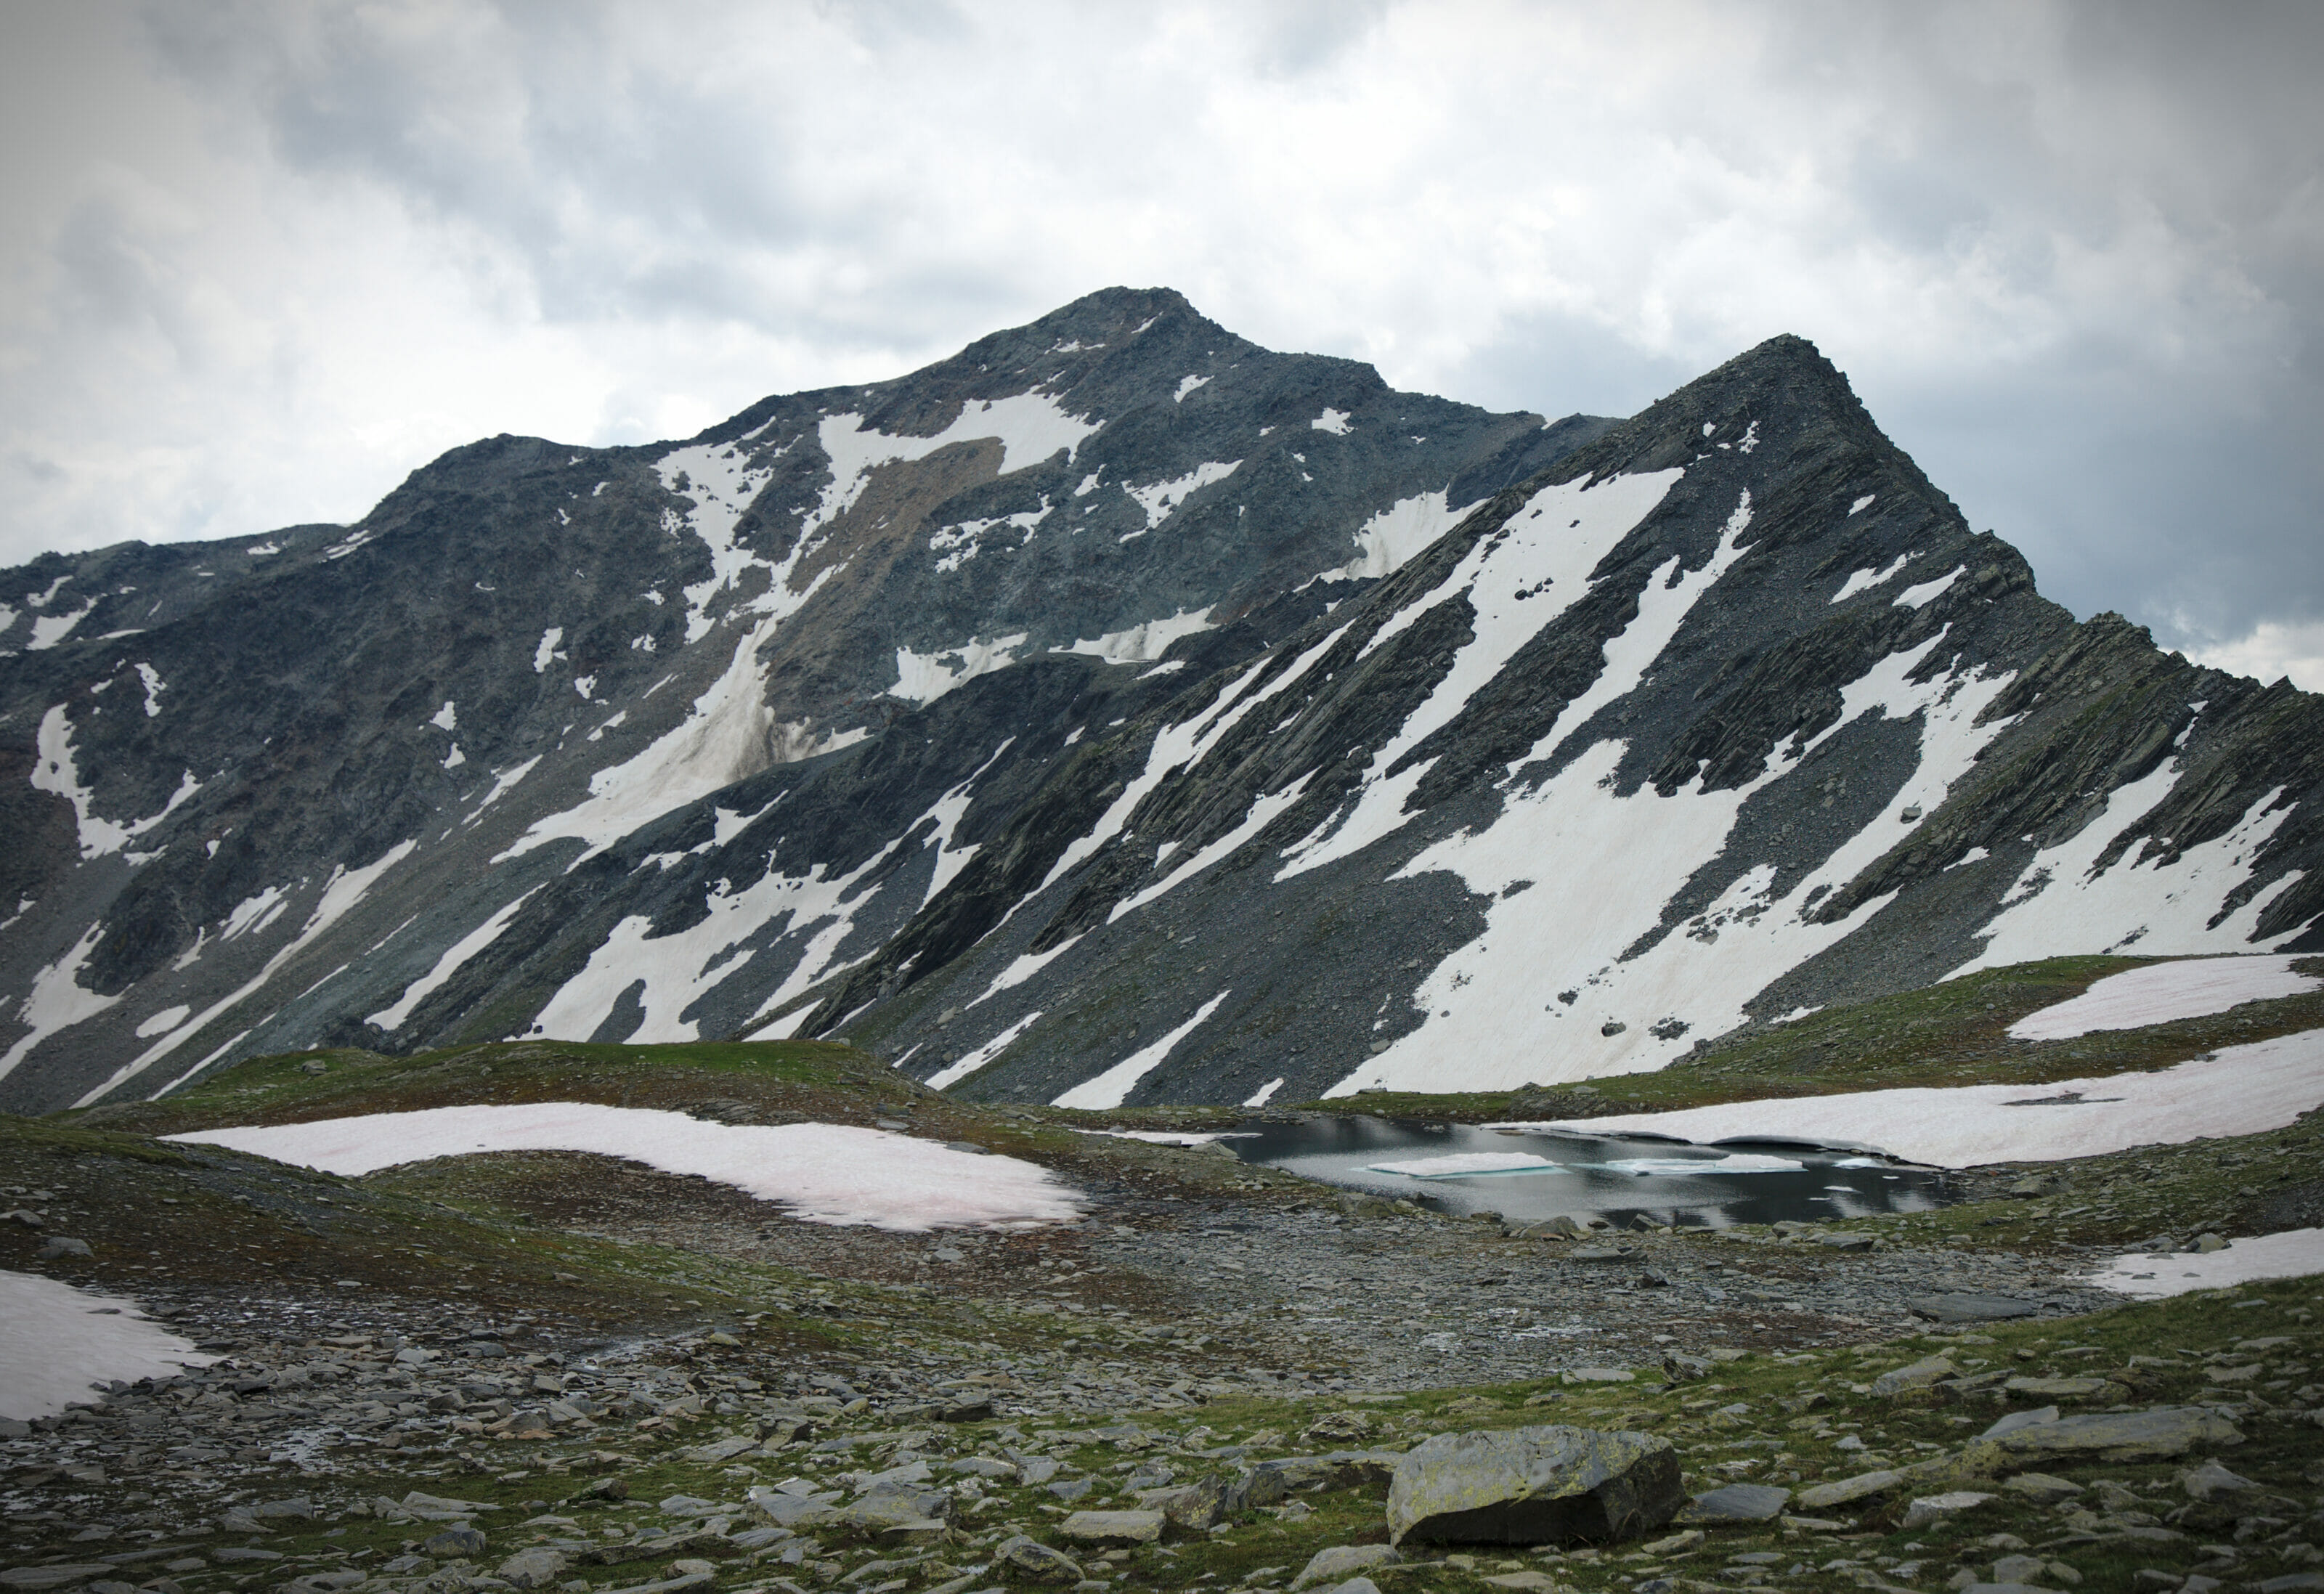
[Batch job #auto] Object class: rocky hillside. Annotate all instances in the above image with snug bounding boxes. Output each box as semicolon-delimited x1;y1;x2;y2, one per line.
4;293;2319;1113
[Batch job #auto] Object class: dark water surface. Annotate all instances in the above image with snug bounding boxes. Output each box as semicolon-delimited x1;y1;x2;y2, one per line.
1221;1115;1960;1228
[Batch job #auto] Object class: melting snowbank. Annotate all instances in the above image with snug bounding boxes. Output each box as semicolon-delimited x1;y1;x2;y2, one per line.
2007;954;2321;1041
164;1103;1082;1231
0;1271;214;1419
1510;1025;2324;1168
2087;1228;2324;1297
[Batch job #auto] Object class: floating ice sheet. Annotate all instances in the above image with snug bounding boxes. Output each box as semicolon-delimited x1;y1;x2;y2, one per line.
165;1103;1082;1231
1365;1152;1564;1179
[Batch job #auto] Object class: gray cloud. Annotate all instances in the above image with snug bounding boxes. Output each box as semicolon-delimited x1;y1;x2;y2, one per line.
1;0;2319;683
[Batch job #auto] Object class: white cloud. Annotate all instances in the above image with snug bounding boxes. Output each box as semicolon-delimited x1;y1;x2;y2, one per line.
2183;618;2324;694
1;1;2319;671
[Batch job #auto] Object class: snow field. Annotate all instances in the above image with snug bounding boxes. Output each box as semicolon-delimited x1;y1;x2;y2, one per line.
1;1271;215;1419
1279;469;1686;882
1324;539;2022;1097
2087;1228;2324;1297
1508;1024;2324;1167
1950;761;2308;975
2007;954;2323;1041
163;1103;1082;1232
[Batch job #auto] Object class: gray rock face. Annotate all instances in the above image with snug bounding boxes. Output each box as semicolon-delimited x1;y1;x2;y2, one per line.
7;293;2321;1110
1385;1424;1683;1545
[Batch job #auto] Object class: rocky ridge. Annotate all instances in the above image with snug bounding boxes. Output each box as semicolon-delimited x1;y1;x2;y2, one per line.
4;296;2323;1114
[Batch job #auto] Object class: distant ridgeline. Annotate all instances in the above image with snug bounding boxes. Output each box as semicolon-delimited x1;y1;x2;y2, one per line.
4;288;2320;1115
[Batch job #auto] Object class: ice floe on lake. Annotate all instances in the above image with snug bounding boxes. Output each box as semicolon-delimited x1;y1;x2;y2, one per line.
164;1102;1082;1231
0;1270;214;1420
2007;953;2321;1041
2087;1227;2324;1298
1511;1025;2324;1168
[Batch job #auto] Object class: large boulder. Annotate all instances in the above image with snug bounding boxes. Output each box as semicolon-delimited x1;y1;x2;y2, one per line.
1965;1407;2245;1471
1386;1426;1683;1546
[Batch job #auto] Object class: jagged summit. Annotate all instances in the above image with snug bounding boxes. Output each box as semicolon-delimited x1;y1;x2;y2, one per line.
2;294;2317;1115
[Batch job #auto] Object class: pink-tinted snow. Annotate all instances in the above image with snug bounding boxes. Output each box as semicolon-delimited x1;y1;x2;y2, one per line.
163;1102;1083;1231
1;1270;214;1419
1507;1026;2324;1168
2007;953;2321;1041
2086;1227;2324;1298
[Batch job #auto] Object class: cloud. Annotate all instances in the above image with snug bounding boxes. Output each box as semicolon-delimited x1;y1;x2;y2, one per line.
0;0;2318;687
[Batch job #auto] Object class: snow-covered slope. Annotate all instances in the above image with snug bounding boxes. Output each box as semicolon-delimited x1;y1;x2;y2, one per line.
4;304;2320;1113
0;288;1604;1110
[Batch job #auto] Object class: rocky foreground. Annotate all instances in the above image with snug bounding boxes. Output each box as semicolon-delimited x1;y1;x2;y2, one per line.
4;1269;2320;1594
7;1036;2324;1593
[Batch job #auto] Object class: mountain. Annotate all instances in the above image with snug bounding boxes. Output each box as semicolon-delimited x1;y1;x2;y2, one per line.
3;292;2319;1114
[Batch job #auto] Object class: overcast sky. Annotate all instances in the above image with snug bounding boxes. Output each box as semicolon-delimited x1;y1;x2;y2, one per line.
5;1;2321;685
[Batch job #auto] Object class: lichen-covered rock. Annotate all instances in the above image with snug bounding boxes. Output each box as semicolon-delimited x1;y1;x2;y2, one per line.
1057;1510;1165;1546
495;1548;570;1590
1386;1425;1683;1545
1291;1545;1401;1590
1869;1355;1957;1396
991;1534;1084;1584
1675;1482;1789;1524
1967;1406;2245;1469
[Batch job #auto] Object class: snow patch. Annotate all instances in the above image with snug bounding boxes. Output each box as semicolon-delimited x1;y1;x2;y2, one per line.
1952;764;2306;973
1849;494;1876;514
428;701;457;731
1315;490;1486;585
0;923;123;1086
892;635;1030;706
1174;375;1210;402
135;1004;191;1038
1054;608;1216;666
134;663;165;718
1540;1025;2324;1167
967;936;1083;1011
1325;619;2022;1094
1280;471;1694;881
26;603;95;651
80;840;418;1105
165;1105;1081;1232
2087;1227;2324;1297
1893;566;1965;610
367;889;543;1030
1052;990;1232;1110
1311;408;1352;435
533;628;564;673
0;1272;214;1420
2009;954;2322;1041
31;706;199;858
1243;1077;1285;1107
1124;460;1240;532
1830;553;1911;603
927;1009;1045;1091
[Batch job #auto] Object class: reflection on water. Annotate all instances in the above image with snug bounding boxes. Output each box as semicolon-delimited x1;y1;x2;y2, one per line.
1222;1115;1959;1229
